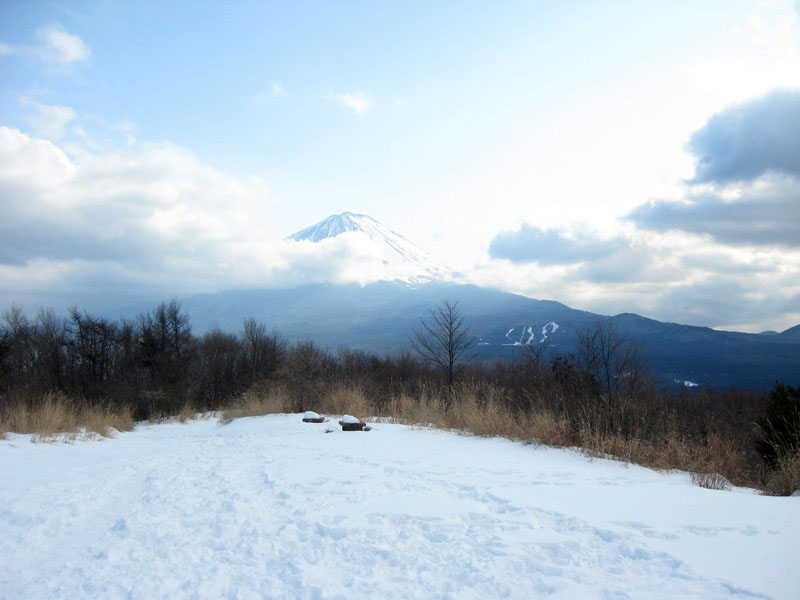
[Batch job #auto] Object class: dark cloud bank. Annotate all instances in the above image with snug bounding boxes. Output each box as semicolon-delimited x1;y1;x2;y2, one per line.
629;179;800;248
631;88;800;248
488;225;624;265
687;89;800;183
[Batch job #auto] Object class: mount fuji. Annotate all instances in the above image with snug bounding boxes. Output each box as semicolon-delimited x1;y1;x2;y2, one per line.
104;212;800;390
287;212;453;284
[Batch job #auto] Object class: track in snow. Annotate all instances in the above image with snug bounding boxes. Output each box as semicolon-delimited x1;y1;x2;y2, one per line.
1;415;798;599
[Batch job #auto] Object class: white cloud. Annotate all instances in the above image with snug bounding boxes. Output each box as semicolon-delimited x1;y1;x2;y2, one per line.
0;126;278;307
254;82;287;104
334;91;373;114
0;26;90;66
270;81;286;98
0;126;75;191
25;102;77;140
35;25;90;64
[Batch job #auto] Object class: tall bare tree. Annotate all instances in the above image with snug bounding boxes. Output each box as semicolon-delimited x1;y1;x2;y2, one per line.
240;318;286;382
575;319;649;401
411;299;472;387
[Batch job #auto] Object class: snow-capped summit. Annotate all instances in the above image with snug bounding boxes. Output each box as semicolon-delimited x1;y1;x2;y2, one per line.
288;212;383;243
287;212;452;283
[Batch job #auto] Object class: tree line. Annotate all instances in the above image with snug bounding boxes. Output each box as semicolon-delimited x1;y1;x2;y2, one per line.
0;301;289;418
0;298;764;432
0;298;653;417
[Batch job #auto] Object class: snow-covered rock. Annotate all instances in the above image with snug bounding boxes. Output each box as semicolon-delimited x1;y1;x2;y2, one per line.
340;414;361;424
303;411;321;420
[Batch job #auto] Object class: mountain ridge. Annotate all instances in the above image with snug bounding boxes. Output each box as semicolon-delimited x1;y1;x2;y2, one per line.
104;280;800;390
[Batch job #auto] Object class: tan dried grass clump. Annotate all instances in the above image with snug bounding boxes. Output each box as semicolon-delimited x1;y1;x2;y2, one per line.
0;391;133;441
177;403;196;423
690;472;732;491
523;410;572;447
388;389;448;426
765;449;800;496
321;386;371;418
222;384;293;422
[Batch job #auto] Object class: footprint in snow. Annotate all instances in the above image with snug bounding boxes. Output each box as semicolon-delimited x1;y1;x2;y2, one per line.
110;518;128;535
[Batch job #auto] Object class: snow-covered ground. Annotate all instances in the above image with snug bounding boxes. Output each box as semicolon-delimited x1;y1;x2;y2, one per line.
1;415;798;599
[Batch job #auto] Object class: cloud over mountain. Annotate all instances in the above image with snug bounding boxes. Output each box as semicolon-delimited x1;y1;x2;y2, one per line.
629;88;800;249
488;225;626;266
629;175;800;248
687;89;800;184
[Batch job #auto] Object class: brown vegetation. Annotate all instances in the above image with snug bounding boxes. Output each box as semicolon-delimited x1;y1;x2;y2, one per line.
765;449;800;496
0;391;133;441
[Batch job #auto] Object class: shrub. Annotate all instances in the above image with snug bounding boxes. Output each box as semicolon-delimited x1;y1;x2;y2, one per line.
764;449;800;496
756;382;800;468
221;382;292;422
0;391;133;440
690;472;732;491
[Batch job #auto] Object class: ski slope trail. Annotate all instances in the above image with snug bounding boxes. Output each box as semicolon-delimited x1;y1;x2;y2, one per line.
1;415;797;599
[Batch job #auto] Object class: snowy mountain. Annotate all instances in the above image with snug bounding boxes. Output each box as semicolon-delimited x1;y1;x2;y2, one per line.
287;212;453;283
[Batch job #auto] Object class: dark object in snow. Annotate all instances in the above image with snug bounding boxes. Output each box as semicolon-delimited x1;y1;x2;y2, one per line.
339;414;371;431
302;411;325;423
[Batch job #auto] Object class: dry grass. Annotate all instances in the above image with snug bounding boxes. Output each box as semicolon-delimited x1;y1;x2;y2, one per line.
320;386;372;418
177;403;196;423
381;384;571;449
221;384;293;422
765;449;800;496
690;472;733;491
0;391;134;441
570;429;759;490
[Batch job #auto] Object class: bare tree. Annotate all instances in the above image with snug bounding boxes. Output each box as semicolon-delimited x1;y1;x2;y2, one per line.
410;299;472;387
0;305;35;391
35;309;69;391
68;308;119;398
575;319;649;401
240;318;286;382
197;329;241;407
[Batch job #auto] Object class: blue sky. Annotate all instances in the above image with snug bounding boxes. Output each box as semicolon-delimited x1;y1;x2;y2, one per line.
1;0;799;331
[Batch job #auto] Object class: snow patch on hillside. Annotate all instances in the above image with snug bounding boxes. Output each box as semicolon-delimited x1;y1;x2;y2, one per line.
502;322;561;345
